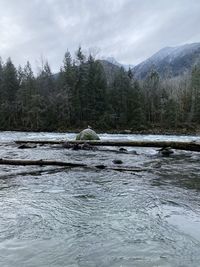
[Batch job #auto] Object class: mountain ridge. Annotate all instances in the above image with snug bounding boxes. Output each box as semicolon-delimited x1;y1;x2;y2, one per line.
131;42;200;79
53;42;200;82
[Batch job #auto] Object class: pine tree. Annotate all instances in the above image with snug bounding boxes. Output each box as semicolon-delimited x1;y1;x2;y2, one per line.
0;58;4;128
37;60;54;96
127;80;145;129
62;51;76;126
86;55;107;126
163;98;178;128
0;58;19;128
17;61;37;128
0;57;3;105
144;70;161;124
2;58;19;103
73;47;88;126
109;67;131;128
76;46;86;65
191;65;200;123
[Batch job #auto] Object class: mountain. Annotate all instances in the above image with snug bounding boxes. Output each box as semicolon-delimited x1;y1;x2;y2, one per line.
52;59;122;85
132;42;200;79
105;57;134;71
98;59;121;84
53;43;200;83
98;58;134;85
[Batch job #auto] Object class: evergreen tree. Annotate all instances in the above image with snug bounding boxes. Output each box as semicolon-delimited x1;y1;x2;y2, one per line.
37;60;54;96
0;58;3;127
1;58;19;103
61;50;76;126
191;65;200;123
127;80;145;129
0;58;19;128
144;70;161;124
163;98;178;128
73;47;88;126
76;46;86;65
0;50;198;132
109;67;131;128
17;61;37;128
0;58;3;105
86;55;107;126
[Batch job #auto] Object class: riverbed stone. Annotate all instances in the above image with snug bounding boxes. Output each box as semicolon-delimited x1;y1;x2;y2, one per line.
76;128;100;141
112;159;123;164
158;147;174;157
18;144;37;149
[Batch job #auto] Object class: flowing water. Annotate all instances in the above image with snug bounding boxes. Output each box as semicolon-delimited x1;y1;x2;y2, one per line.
0;131;200;267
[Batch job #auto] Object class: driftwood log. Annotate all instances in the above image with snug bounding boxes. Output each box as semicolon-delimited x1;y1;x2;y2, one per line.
0;167;67;179
14;140;200;152
0;158;87;167
0;158;145;173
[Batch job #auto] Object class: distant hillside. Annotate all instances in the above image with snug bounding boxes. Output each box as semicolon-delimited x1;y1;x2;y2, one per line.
98;59;121;85
132;42;200;79
105;57;134;71
53;59;122;85
53;43;200;83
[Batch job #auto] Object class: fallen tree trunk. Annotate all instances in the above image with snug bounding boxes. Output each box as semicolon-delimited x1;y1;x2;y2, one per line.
0;158;145;173
0;158;87;167
15;140;64;145
15;140;200;152
0;167;66;179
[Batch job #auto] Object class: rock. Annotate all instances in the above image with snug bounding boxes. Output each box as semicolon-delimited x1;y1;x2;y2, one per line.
76;128;100;141
158;147;174;157
112;159;123;164
95;164;106;169
129;150;138;155
18;144;37;149
72;143;81;150
119;147;127;152
63;142;72;149
81;142;96;150
124;130;132;134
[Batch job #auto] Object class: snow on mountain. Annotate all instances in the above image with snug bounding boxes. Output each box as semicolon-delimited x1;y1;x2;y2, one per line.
132;42;200;79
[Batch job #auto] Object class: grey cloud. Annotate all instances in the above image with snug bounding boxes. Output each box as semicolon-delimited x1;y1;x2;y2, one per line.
0;0;199;72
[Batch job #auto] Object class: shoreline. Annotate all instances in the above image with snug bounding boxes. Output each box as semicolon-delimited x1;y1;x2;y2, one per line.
0;128;200;136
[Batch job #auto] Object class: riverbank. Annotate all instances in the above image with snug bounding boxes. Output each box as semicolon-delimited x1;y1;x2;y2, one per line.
1;126;200;136
105;128;200;136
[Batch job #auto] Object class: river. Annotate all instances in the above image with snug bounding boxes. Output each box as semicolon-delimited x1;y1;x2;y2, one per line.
0;131;200;267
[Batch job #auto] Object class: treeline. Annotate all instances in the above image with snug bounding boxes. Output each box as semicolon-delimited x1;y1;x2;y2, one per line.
0;47;200;132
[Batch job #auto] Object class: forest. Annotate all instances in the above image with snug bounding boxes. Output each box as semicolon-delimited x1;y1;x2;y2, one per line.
0;47;200;132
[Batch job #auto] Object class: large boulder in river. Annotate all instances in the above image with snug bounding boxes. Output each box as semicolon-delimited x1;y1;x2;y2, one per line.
76;128;100;141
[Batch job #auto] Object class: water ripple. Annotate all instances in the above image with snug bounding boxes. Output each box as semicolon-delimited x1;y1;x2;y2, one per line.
0;132;200;266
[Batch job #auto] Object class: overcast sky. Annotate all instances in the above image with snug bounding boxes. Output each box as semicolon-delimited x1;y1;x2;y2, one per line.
0;0;200;72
